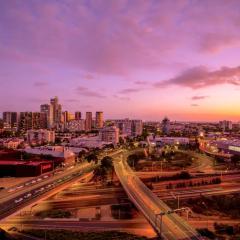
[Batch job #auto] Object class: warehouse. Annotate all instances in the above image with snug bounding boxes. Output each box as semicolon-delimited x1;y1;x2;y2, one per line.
0;160;53;177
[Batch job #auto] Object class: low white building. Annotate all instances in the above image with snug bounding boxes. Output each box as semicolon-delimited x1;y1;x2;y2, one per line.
25;146;76;164
27;129;55;145
70;136;105;149
150;136;189;146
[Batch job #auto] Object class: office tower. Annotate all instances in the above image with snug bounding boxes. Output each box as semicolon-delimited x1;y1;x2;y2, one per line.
0;119;3;129
62;111;69;124
62;111;75;124
162;117;170;135
99;126;119;145
3;112;18;129
50;96;62;126
112;119;142;137
32;112;41;129
19;112;33;131
131;120;143;136
66;119;85;132
27;129;55;145
75;111;82;120
33;112;48;129
85;112;92;131
219;120;233;131
95;111;103;128
40;104;51;128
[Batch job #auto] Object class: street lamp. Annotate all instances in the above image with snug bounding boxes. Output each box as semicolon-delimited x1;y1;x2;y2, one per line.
155;212;165;239
202;201;209;229
170;192;180;209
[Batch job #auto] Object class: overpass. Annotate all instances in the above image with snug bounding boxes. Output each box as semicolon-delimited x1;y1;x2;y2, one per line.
114;155;202;240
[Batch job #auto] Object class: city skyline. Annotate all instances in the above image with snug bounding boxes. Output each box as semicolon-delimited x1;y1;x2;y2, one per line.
1;0;240;121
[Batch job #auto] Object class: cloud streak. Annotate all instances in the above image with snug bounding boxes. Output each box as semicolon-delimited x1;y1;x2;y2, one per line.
118;88;143;94
76;87;105;98
34;81;48;87
155;65;240;89
191;95;209;100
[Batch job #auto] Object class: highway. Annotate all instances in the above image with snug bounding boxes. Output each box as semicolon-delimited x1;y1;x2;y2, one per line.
0;150;123;221
0;161;97;221
114;154;202;240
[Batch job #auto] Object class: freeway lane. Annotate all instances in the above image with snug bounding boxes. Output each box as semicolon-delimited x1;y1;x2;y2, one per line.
114;154;202;240
2;219;149;230
0;150;123;222
0;162;97;221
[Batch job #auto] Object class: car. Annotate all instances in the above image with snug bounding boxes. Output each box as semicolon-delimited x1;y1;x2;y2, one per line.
8;227;18;232
8;188;15;193
31;180;36;184
14;198;23;203
39;187;45;191
43;175;49;179
16;185;23;189
24;193;32;198
37;178;42;182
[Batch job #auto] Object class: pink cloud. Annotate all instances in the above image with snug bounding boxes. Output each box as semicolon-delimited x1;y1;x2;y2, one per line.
76;86;106;98
155;65;240;89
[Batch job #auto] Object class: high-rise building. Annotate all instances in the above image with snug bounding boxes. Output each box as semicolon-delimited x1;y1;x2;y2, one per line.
111;119;143;137
19;112;33;131
3;112;18;130
99;126;119;145
132;120;143;136
75;112;82;120
27;129;55;145
0;119;3;130
62;111;69;124
85;112;92;131
32;112;41;129
219;120;233;131
95;111;103;128
162;117;170;135
50;96;62;126
62;111;75;124
66;120;85;132
40;104;51;128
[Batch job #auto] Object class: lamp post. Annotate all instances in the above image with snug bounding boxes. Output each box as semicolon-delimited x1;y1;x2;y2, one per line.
155;212;165;239
170;192;180;209
202;201;208;229
30;203;38;216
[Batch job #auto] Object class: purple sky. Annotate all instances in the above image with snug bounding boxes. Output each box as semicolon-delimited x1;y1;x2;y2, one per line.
1;0;240;121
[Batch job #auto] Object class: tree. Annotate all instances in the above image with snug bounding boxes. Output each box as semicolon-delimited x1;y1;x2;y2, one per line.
85;153;98;163
231;154;240;167
101;156;113;170
93;166;107;183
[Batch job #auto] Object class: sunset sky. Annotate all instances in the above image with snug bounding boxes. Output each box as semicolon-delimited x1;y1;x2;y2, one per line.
1;0;240;121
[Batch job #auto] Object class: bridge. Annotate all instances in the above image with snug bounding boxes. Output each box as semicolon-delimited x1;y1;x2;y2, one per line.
114;154;202;240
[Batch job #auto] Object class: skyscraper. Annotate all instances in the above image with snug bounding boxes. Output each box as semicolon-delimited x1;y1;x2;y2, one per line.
85;112;92;131
50;96;62;128
95;111;103;128
3;112;18;130
40;104;50;128
50;97;62;122
162;117;170;135
75;111;82;120
19;112;33;131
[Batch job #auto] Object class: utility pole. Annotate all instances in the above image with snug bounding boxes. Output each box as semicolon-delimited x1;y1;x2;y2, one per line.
171;192;180;209
155;212;165;239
